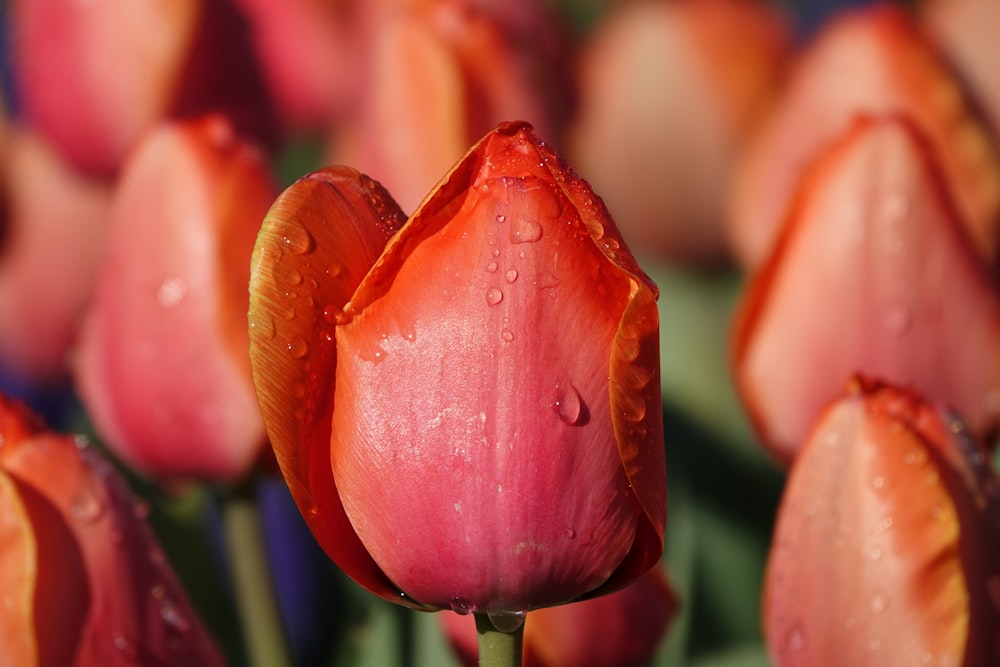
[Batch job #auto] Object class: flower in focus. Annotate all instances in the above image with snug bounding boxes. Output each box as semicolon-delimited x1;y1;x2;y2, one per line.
0;392;224;666
441;565;679;667
764;377;1000;666
727;2;1000;268
76;115;277;481
249;121;665;615
567;0;789;265
327;0;562;213
731;114;1000;464
10;0;275;175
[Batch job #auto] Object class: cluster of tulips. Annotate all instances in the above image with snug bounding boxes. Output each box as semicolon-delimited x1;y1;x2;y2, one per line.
0;0;998;665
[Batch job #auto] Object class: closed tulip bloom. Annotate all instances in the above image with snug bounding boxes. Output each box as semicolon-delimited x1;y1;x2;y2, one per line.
764;378;1000;666
727;2;1000;268
0;393;224;666
249;122;666;616
76;115;277;480
732;114;1000;464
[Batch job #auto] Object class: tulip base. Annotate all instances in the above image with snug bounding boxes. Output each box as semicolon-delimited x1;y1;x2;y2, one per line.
475;613;524;667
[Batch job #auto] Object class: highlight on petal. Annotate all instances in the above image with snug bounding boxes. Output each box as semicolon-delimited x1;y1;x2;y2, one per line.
727;3;1000;268
764;378;1000;666
330;121;664;611
0;393;224;667
248;166;408;604
75;115;275;480
732;114;1000;464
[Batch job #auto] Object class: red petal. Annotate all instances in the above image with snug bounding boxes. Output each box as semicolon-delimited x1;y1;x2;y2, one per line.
764;378;1000;665
732;114;1000;464
728;3;1000;268
331;122;664;610
247;166;412;604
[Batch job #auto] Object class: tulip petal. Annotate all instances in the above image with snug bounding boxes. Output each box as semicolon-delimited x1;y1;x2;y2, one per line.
764;379;1000;665
332;122;664;610
0;472;42;667
732;114;1000;464
728;3;1000;268
248;167;410;603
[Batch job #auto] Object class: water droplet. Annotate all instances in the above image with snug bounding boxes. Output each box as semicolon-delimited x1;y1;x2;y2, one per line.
505;268;518;283
786;625;806;652
872;476;886;490
495;214;506;224
870;593;888;614
157;277;186;308
486;288;504;306
450;597;476;615
882;304;911;336
151;584;166;600
282;222;315;255
870;546;883;560
500;329;514;342
553;385;585;425
286;337;309;359
510;217;542;244
70;493;105;524
488;610;526;633
249;316;276;339
486;261;498;273
160;601;191;633
564;527;577;539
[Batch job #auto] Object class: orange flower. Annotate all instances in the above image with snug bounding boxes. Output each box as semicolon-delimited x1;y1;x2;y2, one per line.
764;377;1000;666
249;122;665;614
731;114;1000;464
0;393;224;666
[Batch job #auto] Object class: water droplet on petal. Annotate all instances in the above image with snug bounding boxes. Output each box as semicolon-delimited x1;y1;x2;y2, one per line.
495;214;506;223
786;625;806;652
157;278;186;308
505;268;518;283
282;222;316;255
870;592;888;614
486;261;498;273
287;337;309;359
450;597;476;615
510;217;542;244
500;329;514;342
488;610;526;633
554;385;585;425
486;288;504;306
70;493;105;524
249;315;276;339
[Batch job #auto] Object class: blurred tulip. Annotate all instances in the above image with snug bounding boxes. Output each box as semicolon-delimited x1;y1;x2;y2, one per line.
442;565;679;667
922;0;1000;139
233;0;366;129
76;115;276;481
764;377;1000;666
249;121;665;615
732;114;1000;464
568;0;790;265
10;0;275;176
0;125;111;382
727;2;1000;268
0;392;224;666
328;0;560;213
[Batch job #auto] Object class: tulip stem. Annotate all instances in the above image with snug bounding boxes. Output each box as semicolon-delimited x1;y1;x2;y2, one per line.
221;481;293;667
475;613;524;667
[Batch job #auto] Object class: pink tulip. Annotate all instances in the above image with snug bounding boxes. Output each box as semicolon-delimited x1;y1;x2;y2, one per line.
76;115;277;480
249;122;666;614
727;3;1000;268
764;377;1000;666
732;114;1000;464
0;392;224;666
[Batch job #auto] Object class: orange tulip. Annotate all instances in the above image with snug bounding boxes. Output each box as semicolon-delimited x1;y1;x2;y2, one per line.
249;121;665;614
764;377;1000;666
727;2;1000;269
441;565;679;667
731;114;1000;464
0;392;224;666
76;115;277;480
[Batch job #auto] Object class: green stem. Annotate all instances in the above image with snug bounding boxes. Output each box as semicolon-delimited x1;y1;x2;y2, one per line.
221;482;293;667
475;614;524;667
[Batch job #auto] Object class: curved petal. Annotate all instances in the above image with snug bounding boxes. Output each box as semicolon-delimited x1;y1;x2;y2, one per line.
332;122;664;611
727;3;1000;268
732;114;1000;464
247;167;413;604
0;471;42;667
764;378;1000;665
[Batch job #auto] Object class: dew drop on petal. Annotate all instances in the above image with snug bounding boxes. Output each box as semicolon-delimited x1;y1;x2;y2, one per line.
505;268;518;283
486;288;504;306
486;261;498;273
249;315;276;339
510;217;542;244
554;385;584;425
287;337;309;359
786;625;806;652
450;597;476;615
157;277;186;308
282;222;316;255
500;329;514;342
488;610;526;633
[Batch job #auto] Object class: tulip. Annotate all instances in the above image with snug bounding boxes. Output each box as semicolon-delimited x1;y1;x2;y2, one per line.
441;565;679;667
727;2;1000;269
0;125;111;382
567;0;790;265
922;0;1000;140
764;377;1000;666
731;114;1000;464
0;392;224;666
10;0;275;175
249;121;666;616
76;115;277;480
327;0;560;213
